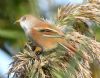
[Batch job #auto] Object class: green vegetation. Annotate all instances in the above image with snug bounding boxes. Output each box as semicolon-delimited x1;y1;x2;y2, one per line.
0;0;38;54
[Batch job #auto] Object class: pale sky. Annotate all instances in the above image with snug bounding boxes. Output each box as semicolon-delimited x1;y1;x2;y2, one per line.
39;0;83;11
55;0;83;4
0;49;12;78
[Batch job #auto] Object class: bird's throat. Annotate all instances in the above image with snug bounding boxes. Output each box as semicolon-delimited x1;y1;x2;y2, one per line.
20;21;32;33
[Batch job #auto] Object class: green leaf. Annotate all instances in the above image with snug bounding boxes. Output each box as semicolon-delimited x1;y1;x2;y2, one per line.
0;29;25;39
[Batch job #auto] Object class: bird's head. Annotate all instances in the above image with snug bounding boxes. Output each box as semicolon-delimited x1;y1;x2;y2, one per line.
16;15;38;32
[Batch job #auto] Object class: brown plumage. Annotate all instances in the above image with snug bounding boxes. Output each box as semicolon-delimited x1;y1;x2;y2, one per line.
17;15;64;36
30;28;76;52
16;14;76;52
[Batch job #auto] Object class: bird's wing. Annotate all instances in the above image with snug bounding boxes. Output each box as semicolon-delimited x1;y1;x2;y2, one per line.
37;28;64;38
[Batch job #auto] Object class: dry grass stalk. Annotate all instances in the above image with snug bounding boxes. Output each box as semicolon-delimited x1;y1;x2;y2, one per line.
8;31;100;78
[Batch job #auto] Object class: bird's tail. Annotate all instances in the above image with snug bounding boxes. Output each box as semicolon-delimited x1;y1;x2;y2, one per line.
58;40;77;54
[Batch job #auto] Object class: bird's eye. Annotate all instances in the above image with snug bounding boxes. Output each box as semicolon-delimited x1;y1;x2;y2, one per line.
21;16;26;21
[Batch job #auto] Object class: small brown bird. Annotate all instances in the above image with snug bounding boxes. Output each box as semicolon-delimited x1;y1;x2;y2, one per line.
16;15;64;36
16;14;76;52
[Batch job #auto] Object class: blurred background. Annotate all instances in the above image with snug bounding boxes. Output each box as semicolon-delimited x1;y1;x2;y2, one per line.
0;0;100;78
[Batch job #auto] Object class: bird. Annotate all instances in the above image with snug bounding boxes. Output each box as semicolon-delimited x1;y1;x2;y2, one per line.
16;15;64;37
16;14;76;53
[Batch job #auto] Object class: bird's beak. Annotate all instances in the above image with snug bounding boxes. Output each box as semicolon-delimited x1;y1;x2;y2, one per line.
14;19;20;24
